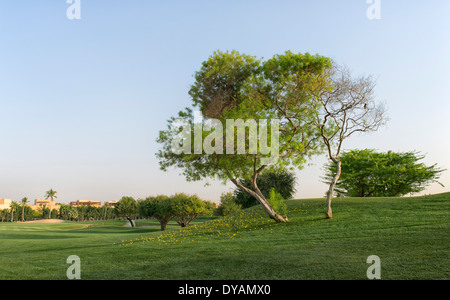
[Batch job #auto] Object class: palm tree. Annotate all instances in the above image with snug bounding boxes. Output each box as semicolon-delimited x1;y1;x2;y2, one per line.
45;189;58;201
45;189;58;219
10;201;20;222
21;197;28;222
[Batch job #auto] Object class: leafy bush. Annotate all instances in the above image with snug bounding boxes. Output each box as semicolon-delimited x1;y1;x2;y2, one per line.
234;170;297;208
323;149;445;197
267;188;288;217
216;192;242;216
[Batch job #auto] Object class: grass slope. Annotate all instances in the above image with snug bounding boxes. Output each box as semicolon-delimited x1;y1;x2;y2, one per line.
0;193;448;280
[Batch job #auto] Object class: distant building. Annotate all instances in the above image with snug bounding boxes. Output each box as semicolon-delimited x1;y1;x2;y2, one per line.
0;199;12;210
69;200;102;207
29;199;61;212
105;200;119;208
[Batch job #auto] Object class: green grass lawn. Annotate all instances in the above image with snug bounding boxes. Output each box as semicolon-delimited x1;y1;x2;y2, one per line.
0;193;448;280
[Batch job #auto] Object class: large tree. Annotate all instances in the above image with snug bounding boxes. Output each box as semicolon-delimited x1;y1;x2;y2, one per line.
157;50;332;223
313;65;388;218
323;149;445;197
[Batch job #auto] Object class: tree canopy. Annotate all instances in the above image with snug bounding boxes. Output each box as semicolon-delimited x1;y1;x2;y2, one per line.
323;149;445;197
115;196;139;227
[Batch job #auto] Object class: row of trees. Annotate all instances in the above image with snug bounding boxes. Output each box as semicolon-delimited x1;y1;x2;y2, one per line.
2;193;214;227
1;189;60;222
0;203;117;222
59;205;116;221
115;193;215;230
0;201;36;222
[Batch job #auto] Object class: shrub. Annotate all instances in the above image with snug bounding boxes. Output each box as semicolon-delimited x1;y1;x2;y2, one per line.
234;170;297;208
216;192;242;216
268;188;288;217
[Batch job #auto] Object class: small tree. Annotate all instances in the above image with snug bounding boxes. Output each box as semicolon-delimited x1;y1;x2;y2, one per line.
140;195;174;231
323;149;445;197
171;193;213;227
115;196;139;227
314;65;388;218
10;201;20;222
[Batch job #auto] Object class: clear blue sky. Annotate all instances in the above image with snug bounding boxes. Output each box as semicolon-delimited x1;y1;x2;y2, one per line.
1;1;449;203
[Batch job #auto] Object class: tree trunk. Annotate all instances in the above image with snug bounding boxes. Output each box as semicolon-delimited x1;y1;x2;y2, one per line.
160;221;167;231
126;217;135;227
231;178;288;223
326;160;342;219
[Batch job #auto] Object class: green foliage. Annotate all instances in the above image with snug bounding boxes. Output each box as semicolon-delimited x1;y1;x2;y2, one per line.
59;204;115;221
189;50;261;118
323;149;446;197
216;192;242;216
44;189;57;200
115;196;139;226
41;205;50;219
140;195;175;231
21;205;35;221
141;194;214;230
171;193;213;227
267;188;288;217
234;169;297;208
0;204;34;222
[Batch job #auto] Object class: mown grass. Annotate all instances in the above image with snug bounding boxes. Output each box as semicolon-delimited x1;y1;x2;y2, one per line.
0;193;448;280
